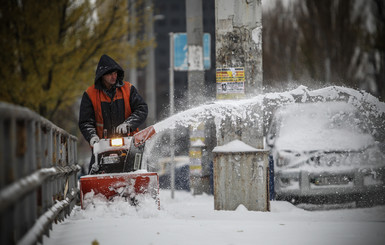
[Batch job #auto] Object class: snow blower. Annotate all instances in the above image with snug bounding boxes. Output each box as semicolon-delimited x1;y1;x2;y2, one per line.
79;126;158;209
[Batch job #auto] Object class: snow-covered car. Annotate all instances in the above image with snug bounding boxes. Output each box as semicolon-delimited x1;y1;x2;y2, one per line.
267;101;385;205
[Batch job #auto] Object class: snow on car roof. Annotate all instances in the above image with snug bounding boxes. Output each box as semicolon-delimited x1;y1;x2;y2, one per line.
274;101;375;152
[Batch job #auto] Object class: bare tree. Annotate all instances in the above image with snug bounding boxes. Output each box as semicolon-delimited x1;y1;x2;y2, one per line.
263;0;302;91
263;0;383;101
368;0;385;100
0;0;153;125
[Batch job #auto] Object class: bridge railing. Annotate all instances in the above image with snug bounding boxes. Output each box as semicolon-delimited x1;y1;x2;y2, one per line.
0;102;80;245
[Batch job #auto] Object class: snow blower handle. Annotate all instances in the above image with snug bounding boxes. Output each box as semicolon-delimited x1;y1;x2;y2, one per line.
133;126;156;147
115;122;131;136
126;124;131;136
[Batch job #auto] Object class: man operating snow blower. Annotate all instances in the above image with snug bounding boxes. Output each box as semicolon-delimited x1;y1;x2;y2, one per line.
79;54;148;173
78;54;158;208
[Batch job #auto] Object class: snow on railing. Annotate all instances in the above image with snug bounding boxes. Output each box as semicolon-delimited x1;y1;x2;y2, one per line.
0;102;80;245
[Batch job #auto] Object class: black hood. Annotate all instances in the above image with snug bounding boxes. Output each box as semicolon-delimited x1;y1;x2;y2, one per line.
94;54;124;89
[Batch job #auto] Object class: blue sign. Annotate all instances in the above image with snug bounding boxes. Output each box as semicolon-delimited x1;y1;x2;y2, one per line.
173;33;211;71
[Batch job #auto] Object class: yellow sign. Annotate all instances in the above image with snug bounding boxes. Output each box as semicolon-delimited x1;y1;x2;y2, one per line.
216;67;245;99
216;67;245;82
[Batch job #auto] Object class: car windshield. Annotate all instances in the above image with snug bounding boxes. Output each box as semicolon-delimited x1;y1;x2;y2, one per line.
273;102;375;153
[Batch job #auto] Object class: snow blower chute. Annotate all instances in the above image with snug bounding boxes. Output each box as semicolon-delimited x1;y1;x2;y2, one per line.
79;126;158;209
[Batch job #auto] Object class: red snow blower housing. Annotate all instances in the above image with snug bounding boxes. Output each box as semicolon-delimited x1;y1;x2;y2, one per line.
80;126;158;209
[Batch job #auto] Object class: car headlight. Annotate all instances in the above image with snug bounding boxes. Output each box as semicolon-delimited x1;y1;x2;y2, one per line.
318;154;339;166
277;150;302;167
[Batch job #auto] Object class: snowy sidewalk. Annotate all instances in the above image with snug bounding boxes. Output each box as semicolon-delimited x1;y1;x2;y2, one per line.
43;190;385;245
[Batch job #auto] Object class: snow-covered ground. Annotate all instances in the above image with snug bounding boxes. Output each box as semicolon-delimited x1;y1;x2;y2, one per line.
43;190;385;245
42;86;385;245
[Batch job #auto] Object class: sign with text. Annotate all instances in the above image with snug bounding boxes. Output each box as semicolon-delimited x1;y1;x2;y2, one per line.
216;67;245;99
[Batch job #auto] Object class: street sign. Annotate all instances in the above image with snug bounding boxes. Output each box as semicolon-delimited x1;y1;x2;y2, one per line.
173;33;211;71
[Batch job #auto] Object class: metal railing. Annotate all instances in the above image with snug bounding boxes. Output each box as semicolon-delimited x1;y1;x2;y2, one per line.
0;102;80;245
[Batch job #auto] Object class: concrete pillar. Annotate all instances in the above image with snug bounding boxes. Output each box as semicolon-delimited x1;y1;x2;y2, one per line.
215;0;263;96
186;0;207;195
213;1;267;210
189;123;205;195
145;0;156;125
186;0;205;106
215;0;264;149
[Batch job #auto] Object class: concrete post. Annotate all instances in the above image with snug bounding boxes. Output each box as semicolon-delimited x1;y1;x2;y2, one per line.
215;0;263;96
186;0;207;195
213;1;267;210
186;0;205;106
145;0;156;125
215;0;264;149
189;132;205;195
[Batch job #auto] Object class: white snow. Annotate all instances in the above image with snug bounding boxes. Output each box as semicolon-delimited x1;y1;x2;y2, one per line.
152;85;385;137
42;190;385;245
149;85;385;170
41;85;385;245
191;139;205;147
213;139;259;153
274;101;375;152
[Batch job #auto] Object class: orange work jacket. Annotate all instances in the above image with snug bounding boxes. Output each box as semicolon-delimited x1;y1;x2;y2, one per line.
86;81;138;138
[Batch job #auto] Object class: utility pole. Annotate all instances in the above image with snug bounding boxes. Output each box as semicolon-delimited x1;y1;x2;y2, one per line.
145;0;156;125
215;0;263;149
186;0;207;194
213;0;268;211
186;0;204;106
